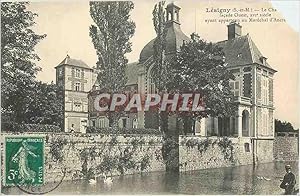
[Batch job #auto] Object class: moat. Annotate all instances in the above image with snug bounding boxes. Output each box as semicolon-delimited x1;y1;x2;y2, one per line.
2;161;298;195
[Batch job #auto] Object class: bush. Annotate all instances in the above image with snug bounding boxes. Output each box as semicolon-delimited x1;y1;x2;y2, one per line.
86;126;161;135
1;122;61;133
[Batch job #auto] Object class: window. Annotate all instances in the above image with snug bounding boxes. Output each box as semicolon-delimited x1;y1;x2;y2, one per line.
58;68;63;76
92;120;96;127
74;103;82;112
148;70;157;94
244;143;250;152
75;69;80;78
132;118;138;129
122;118;127;128
75;82;80;91
262;76;269;105
230;80;240;96
262;110;268;136
98;118;106;128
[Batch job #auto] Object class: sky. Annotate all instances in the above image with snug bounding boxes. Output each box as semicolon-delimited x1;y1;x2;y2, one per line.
27;0;299;128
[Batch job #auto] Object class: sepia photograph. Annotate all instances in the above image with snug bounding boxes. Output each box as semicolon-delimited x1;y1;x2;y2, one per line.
1;0;299;195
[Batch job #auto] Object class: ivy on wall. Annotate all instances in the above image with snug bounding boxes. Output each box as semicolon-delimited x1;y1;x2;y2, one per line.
217;137;234;162
49;137;67;163
47;135;160;180
183;137;234;162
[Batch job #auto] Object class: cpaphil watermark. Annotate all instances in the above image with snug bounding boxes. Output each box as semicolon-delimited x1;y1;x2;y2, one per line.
93;93;206;112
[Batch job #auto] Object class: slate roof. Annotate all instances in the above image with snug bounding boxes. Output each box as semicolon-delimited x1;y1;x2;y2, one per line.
139;22;191;62
216;34;273;69
55;55;92;70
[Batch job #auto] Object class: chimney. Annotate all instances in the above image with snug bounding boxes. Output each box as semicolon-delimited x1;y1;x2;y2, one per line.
191;32;200;42
227;21;242;40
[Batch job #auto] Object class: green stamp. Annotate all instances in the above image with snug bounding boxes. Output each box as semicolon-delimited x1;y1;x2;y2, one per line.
5;137;44;186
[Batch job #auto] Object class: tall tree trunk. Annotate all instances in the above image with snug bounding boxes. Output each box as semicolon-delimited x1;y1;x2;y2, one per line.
109;112;120;132
160;111;168;135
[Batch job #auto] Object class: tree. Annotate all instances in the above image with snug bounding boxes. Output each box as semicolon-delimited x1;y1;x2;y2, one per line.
152;1;181;172
167;39;236;120
1;2;46;123
152;1;168;91
89;1;135;130
152;1;170;135
25;81;64;127
275;119;297;133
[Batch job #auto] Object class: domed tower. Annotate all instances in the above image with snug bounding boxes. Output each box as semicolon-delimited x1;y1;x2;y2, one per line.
136;3;192;129
139;2;191;63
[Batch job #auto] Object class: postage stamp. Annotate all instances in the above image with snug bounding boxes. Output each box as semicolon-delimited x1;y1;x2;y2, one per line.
4;137;44;186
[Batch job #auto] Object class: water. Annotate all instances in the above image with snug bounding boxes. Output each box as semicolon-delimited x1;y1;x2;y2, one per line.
2;161;298;195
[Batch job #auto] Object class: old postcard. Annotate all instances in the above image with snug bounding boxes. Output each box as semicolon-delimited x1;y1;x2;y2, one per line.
1;0;299;195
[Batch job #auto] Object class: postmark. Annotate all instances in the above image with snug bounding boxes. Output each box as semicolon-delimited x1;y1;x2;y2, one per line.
4;135;66;194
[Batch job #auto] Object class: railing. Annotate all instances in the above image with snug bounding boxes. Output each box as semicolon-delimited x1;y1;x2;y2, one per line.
234;96;251;105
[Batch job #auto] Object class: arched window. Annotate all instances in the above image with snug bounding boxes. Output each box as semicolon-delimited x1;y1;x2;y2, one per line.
167;11;172;21
147;68;157;94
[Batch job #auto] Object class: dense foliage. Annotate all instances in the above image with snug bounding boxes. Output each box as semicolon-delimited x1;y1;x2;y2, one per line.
1;2;46;122
152;1;168;91
275;119;298;133
1;2;63;129
25;82;63;126
89;1;136;129
167;40;236;118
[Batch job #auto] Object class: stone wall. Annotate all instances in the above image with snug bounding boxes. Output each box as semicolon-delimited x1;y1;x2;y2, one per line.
178;136;253;171
256;139;274;163
1;132;277;184
273;135;299;161
1;133;165;183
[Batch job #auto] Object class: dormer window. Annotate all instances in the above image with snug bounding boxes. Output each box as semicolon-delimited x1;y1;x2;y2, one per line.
260;56;267;65
58;68;63;76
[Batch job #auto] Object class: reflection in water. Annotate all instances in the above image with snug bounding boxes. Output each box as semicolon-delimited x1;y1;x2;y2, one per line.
2;161;298;195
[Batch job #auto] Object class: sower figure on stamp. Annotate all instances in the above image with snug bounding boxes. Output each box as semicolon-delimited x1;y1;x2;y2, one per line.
280;165;296;194
11;140;39;184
